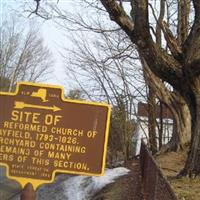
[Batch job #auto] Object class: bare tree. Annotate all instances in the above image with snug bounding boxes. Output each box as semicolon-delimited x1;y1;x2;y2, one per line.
143;61;191;152
140;0;191;152
29;0;195;174
62;29;142;162
99;0;200;177
29;0;190;151
0;16;53;91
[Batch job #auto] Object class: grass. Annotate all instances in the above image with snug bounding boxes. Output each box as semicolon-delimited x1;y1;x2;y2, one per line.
156;149;200;200
92;149;200;200
171;178;200;200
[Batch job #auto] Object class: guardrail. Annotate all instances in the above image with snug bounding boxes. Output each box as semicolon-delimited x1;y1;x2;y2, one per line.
140;141;177;200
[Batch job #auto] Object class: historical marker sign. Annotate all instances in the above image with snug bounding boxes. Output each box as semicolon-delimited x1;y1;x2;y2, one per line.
0;82;111;188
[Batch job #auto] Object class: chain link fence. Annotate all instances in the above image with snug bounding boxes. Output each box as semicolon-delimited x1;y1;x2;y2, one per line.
140;141;177;200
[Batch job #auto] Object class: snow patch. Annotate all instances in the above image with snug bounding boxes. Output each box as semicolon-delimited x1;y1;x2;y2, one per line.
64;167;130;200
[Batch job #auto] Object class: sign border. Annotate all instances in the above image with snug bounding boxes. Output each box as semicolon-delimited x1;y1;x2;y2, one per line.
0;82;112;189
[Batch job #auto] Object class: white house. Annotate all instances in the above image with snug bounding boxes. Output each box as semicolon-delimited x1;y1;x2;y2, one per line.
133;102;174;155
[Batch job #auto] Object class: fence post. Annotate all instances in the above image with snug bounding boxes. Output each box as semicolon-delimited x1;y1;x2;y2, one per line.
20;183;36;200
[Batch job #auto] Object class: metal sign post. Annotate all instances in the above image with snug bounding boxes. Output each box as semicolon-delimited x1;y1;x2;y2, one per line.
20;183;36;200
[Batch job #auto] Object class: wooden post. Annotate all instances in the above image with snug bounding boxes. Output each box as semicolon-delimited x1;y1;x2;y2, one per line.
20;183;36;200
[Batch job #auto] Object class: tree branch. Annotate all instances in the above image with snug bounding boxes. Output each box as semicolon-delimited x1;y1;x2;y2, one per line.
188;59;200;77
193;0;200;15
29;0;52;19
100;0;134;36
183;0;200;64
130;0;183;90
100;1;183;89
30;0;40;16
161;21;183;61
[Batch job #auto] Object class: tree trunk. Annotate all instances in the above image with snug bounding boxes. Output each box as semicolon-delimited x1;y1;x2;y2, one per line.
100;0;200;177
142;59;191;153
148;85;157;154
161;101;191;152
158;101;163;150
180;79;200;177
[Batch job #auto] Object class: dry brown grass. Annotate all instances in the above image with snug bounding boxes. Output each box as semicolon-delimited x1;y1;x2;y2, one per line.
156;149;200;200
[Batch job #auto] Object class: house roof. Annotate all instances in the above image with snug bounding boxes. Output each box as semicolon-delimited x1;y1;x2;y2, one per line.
137;102;173;119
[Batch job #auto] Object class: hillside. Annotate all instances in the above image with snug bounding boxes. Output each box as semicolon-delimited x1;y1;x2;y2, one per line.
92;159;143;200
92;148;200;200
156;149;200;200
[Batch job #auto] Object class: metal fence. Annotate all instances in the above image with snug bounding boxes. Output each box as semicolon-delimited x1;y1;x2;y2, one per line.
140;141;177;200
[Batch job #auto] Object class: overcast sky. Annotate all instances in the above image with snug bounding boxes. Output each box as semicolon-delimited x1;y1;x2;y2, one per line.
1;1;144;102
0;0;79;92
